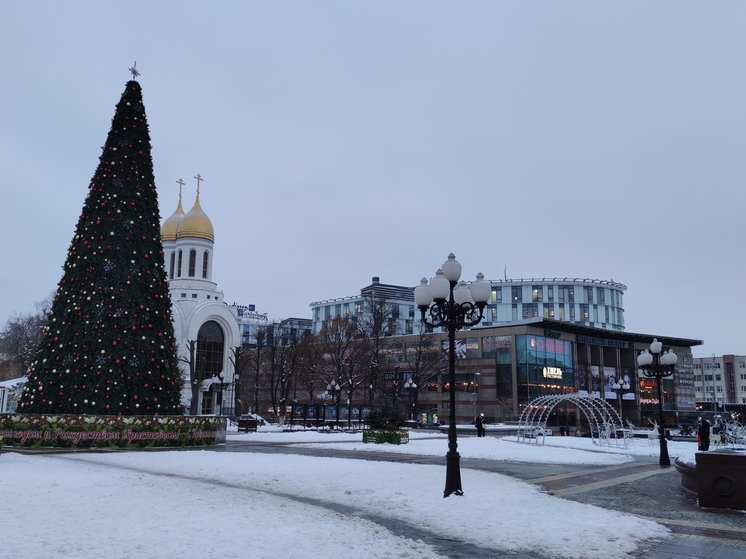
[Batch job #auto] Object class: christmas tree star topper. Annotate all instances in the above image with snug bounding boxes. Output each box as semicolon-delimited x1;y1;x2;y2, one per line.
129;62;140;80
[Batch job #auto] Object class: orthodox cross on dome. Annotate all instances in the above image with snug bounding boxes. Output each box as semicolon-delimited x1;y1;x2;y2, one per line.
129;62;140;80
194;173;204;196
176;178;185;201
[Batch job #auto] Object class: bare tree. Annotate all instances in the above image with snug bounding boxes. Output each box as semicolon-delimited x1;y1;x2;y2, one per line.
291;335;323;407
399;323;446;421
313;315;367;427
262;323;306;425
0;295;53;381
178;340;205;416
245;327;268;417
356;291;398;404
229;345;253;420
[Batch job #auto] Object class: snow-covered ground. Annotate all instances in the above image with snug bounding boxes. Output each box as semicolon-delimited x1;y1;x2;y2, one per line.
2;428;702;559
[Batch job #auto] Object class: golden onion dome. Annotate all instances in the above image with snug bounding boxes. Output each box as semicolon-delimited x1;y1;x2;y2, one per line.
161;199;185;242
177;194;214;242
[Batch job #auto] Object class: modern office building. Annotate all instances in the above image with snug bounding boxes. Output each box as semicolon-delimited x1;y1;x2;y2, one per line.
310;277;627;336
692;355;746;408
310;277;416;335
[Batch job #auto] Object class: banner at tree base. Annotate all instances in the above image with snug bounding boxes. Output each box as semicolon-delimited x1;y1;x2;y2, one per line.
0;414;227;449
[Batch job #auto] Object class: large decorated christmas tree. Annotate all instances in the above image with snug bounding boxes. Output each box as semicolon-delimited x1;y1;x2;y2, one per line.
18;77;183;416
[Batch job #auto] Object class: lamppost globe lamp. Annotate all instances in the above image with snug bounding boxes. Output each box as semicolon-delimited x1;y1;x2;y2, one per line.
415;253;490;497
637;339;677;466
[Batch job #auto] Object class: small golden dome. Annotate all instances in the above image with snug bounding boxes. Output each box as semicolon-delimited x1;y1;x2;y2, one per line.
161;199;185;242
177;194;214;242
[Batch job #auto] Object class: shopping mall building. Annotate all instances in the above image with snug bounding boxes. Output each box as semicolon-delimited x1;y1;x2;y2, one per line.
393;317;702;430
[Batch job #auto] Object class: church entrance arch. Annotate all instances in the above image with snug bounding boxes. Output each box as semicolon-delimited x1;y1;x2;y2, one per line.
517;394;627;448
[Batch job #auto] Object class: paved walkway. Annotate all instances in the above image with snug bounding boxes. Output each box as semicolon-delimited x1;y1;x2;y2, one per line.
219;439;746;558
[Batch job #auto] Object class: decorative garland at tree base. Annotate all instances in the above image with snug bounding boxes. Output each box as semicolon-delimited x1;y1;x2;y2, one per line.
0;414;226;449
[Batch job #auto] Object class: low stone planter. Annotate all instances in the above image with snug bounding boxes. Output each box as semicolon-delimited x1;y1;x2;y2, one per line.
362;429;409;445
674;449;746;510
696;449;746;510
673;457;697;496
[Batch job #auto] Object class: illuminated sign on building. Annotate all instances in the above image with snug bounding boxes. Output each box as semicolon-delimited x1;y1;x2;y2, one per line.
542;366;563;379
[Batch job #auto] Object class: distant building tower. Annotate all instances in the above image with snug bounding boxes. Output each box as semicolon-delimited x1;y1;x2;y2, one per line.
161;176;240;415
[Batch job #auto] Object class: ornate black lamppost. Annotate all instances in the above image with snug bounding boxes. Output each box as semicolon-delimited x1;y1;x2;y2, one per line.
610;376;631;425
404;378;417;420
414;253;490;497
213;373;233;416
637;339;678;467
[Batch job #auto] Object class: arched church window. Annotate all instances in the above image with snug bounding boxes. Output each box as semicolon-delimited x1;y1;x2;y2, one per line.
202;251;209;279
169;252;175;280
177;250;183;278
196;321;225;382
188;249;197;277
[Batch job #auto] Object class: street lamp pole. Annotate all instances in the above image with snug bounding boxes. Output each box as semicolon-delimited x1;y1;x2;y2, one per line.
327;380;341;429
611;377;631;425
414;254;491;497
472;368;481;422
404;378;417;420
637;339;678;467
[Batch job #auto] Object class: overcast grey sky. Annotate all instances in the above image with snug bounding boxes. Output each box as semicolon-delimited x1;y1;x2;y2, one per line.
1;2;744;358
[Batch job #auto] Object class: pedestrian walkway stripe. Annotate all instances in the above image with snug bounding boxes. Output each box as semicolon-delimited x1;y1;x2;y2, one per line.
542;467;671;497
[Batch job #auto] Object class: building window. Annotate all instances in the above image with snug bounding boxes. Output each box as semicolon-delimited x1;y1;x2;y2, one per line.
335;304;342;316
324;306;331;319
512;304;518;321
558;305;565;321
532;286;543;302
597;287;605;304
605;307;609;323
512;286;522;303
585;286;593;303
694;375;702;382
547;286;554;302
192;293;198;298
169;252;175;279
188;249;196;277
392;305;400;319
580;304;589;321
523;303;538;319
491;307;497;320
177;250;183;278
202;251;209;279
569;305;576;322
492;287;501;304
543;305;554;319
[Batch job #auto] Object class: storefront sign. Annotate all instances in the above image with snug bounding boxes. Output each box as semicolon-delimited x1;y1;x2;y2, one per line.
576;335;631;348
542;366;563;379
